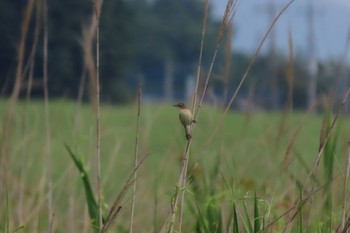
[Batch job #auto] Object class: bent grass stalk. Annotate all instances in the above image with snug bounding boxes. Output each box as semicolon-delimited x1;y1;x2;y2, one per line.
283;87;350;233
130;81;142;233
100;154;149;233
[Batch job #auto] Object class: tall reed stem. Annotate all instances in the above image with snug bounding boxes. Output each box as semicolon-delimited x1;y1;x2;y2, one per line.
42;0;53;230
130;82;142;233
165;2;237;233
93;0;102;229
206;0;295;146
341;142;350;231
283;86;350;233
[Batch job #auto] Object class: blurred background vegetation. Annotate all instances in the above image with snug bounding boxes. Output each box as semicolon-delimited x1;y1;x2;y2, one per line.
2;0;350;232
1;0;348;109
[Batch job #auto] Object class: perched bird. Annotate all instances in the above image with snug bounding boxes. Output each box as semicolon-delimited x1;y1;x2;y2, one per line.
173;103;195;140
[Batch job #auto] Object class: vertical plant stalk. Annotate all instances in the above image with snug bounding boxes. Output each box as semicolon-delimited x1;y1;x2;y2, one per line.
167;0;209;229
9;0;35;104
173;0;210;231
223;18;233;107
206;0;295;146
42;0;53;229
286;27;294;110
130;82;142;233
24;2;42;103
165;2;237;233
100;154;149;233
18;1;42;224
93;0;103;229
48;213;55;233
0;0;35;183
191;0;209;113
341;142;350;231
193;0;237;121
178;1;210;232
276;26;295;147
81;0;103;228
283;86;350;233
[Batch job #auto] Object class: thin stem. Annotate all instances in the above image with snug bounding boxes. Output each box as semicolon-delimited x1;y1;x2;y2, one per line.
178;1;210;232
192;0;209;114
206;0;295;146
130;82;142;233
166;2;237;233
43;0;53;229
283;86;350;233
193;0;237;121
94;0;103;229
341;142;350;231
101;154;149;233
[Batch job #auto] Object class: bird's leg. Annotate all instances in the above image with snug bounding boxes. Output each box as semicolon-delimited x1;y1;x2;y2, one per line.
184;125;192;140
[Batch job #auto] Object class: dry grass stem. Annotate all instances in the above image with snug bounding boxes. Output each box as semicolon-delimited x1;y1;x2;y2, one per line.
223;18;233;106
165;0;209;231
93;0;103;228
82;0;103;108
283;86;350;233
206;0;295;146
0;0;35;176
286;27;294;110
42;0;54;229
275;26;295;145
281;105;315;170
191;0;209;113
17;2;42;224
165;1;237;233
130;82;142;233
24;2;42;102
101;154;149;233
265;176;339;232
10;0;35;103
193;0;237;120
341;142;350;231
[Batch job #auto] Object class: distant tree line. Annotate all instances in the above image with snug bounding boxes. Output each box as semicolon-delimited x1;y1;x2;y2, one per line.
0;0;348;108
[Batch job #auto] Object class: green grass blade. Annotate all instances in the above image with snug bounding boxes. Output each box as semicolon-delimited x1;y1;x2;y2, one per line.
195;201;210;233
207;199;221;233
242;199;253;233
64;143;100;231
298;186;303;233
232;203;239;233
322;114;338;231
253;192;260;233
5;185;9;233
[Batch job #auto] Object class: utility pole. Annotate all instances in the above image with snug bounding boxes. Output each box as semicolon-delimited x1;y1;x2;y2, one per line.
256;0;279;109
164;55;174;101
306;0;318;109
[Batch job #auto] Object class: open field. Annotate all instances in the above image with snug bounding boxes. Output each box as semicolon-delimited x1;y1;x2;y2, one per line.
1;99;350;232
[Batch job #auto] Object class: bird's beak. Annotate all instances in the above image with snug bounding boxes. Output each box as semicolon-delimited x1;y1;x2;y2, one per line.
173;104;178;107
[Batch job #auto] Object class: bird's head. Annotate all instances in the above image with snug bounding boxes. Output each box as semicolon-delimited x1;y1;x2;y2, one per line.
173;103;186;109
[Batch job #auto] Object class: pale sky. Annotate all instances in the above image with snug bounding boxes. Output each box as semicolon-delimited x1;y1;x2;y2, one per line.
212;0;350;62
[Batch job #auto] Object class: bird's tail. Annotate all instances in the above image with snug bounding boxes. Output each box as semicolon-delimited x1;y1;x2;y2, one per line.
185;125;192;140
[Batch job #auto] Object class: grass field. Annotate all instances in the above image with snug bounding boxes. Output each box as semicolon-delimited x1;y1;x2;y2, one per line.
1;99;350;232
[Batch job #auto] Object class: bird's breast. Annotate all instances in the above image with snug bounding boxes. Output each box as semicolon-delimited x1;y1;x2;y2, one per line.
179;109;193;126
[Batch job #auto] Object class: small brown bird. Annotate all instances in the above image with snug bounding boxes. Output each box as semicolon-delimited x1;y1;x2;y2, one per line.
173;103;195;140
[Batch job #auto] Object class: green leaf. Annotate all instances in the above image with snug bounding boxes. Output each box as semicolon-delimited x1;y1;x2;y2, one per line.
232;203;239;233
64;143;100;232
242;199;253;233
253;192;260;233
